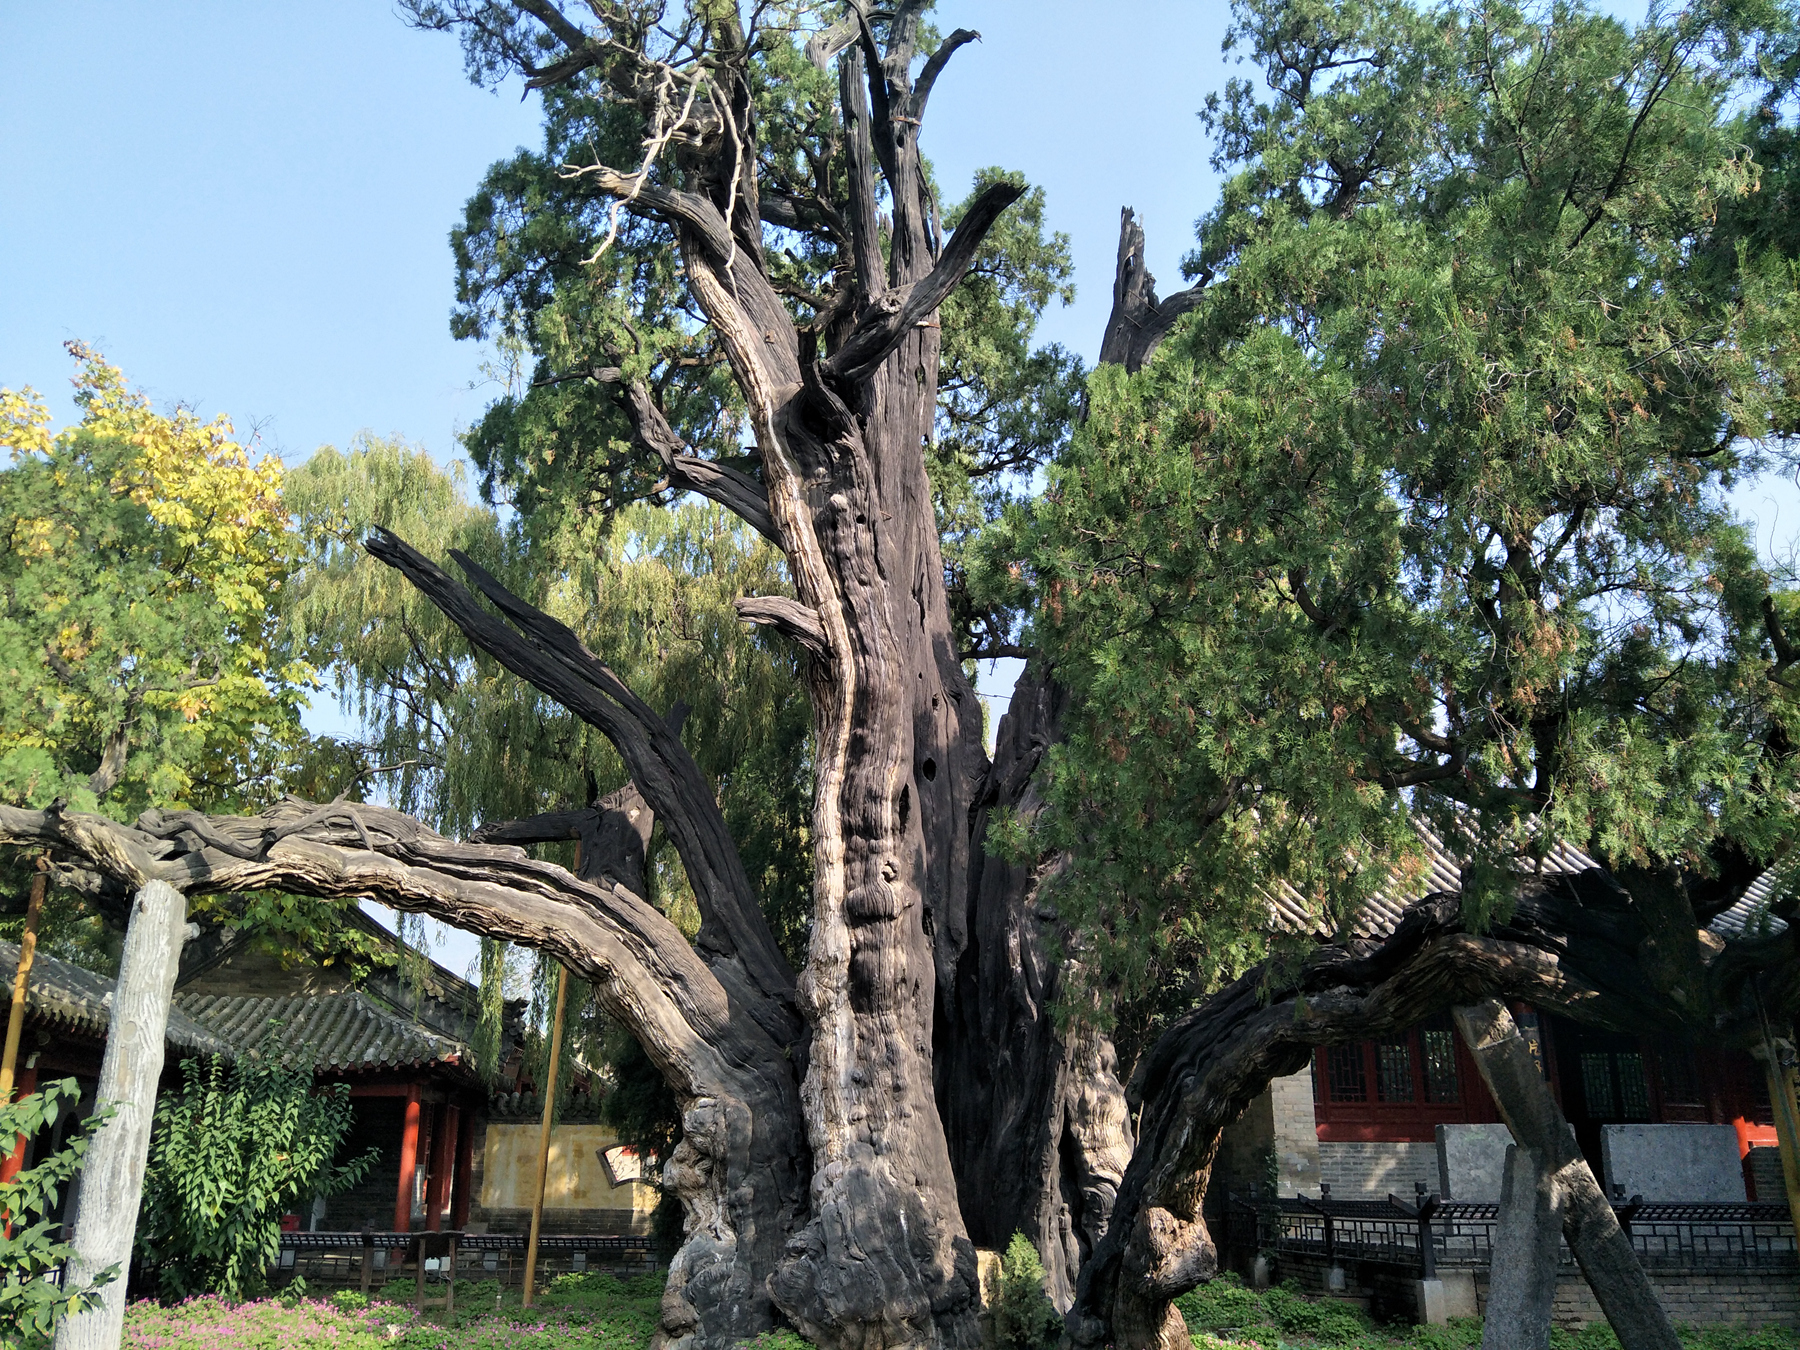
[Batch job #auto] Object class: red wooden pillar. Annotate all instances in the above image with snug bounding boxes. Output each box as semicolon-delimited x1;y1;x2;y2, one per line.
0;1065;37;1186
1;1065;35;1234
426;1102;455;1231
394;1086;422;1233
451;1105;474;1229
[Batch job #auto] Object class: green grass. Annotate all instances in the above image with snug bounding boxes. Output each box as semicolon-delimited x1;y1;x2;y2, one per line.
1176;1273;1800;1350
122;1269;1800;1350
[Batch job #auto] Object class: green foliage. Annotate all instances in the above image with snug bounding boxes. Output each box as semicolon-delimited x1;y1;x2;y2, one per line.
1177;1274;1373;1344
735;1332;814;1350
993;1232;1062;1350
186;889;400;989
1261;1282;1374;1341
933;169;1084;660
991;0;1800;1027
0;347;342;974
0;1079;115;1348
1407;1318;1486;1350
136;1048;377;1299
0;345;308;821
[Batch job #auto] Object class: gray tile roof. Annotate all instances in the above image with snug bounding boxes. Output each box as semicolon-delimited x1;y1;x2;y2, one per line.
175;991;470;1074
1708;870;1792;941
1266;821;1601;939
0;940;232;1056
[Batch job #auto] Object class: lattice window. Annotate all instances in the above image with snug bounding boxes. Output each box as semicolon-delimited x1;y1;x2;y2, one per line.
1422;1024;1461;1104
1617;1054;1650;1120
1581;1052;1617;1118
1327;1043;1367;1102
1376;1039;1415;1102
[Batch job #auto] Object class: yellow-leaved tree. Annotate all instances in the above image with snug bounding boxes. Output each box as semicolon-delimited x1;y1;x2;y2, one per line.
0;342;310;820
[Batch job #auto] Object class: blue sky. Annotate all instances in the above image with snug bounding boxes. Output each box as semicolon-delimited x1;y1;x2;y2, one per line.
6;1;1793;976
1;2;1229;456
3;1;1240;976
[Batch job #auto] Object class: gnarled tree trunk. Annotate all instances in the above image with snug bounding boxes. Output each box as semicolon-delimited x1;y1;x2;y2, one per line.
1071;869;1800;1350
19;5;1800;1343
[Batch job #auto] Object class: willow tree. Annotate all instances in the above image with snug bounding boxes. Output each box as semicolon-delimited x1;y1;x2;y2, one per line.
11;3;1800;1350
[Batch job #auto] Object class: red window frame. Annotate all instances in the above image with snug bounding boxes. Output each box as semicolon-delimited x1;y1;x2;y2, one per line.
1313;1017;1499;1142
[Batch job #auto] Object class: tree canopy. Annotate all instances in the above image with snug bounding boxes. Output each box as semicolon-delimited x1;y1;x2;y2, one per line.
997;0;1800;1023
12;3;1800;1349
0;345;308;821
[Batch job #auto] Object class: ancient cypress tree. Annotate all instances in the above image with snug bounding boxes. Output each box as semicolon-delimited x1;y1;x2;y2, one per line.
8;4;1800;1350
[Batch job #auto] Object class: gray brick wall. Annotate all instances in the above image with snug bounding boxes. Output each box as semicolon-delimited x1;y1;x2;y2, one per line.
1747;1147;1785;1204
1477;1271;1800;1329
1316;1140;1439;1198
1276;1253;1800;1328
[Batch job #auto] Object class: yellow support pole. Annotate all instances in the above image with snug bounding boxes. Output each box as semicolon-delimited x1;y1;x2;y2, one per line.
0;860;48;1104
1760;1032;1800;1241
521;964;570;1309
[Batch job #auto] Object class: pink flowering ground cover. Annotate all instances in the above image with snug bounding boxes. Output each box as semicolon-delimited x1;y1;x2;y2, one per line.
121;1294;398;1350
119;1272;666;1350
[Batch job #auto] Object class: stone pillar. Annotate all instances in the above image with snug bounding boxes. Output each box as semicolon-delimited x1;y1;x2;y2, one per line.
53;879;189;1350
1453;1001;1678;1350
1482;1144;1564;1350
1270;1062;1322;1196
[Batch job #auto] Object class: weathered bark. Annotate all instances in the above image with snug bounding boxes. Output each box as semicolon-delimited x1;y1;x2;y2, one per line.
367;6;1027;1333
1480;1144;1563;1350
1096;209;1208;373
471;784;653;894
370;532;801;1053
1070;870;1797;1350
938;207;1209;1307
940;666;1132;1311
1453;1001;1680;1350
53;880;189;1350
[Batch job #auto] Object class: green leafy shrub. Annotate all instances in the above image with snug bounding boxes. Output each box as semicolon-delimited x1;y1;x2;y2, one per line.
0;1079;114;1347
1264;1280;1372;1341
1408;1317;1484;1350
993;1232;1062;1350
135;1047;377;1298
1176;1271;1380;1348
736;1331;813;1350
1176;1271;1267;1331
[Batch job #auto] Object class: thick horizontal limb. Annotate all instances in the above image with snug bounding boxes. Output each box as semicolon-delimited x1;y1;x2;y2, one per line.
365;530;800;1046
3;792;808;1350
0;798;748;1079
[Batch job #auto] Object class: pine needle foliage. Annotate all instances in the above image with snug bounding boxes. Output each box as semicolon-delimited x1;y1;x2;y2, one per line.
986;0;1800;1022
993;1232;1062;1350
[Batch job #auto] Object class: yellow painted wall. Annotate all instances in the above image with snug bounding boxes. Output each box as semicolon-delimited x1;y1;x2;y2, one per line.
480;1123;660;1214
